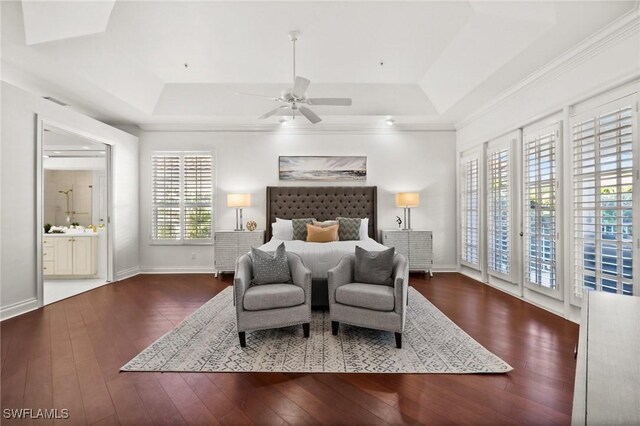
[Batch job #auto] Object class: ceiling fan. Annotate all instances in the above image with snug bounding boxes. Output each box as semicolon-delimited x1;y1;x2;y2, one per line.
237;31;352;124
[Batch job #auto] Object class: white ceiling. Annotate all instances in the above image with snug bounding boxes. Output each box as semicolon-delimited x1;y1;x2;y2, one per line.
43;126;107;152
2;1;637;127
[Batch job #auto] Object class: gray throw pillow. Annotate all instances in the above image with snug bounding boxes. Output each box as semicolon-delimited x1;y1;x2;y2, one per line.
337;217;361;241
292;218;315;240
354;246;395;286
250;242;291;285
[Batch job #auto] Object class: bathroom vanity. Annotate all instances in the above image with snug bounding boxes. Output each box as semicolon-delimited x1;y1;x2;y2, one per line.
43;233;97;276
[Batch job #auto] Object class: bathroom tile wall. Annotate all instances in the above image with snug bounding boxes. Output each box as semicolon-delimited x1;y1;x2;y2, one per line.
44;170;94;227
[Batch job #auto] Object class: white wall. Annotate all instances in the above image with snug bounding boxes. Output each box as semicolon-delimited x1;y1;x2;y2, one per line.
455;12;640;322
139;130;457;273
0;81;140;319
457;14;640;148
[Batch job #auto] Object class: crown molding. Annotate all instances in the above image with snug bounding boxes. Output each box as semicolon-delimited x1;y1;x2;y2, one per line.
456;5;640;130
137;122;456;133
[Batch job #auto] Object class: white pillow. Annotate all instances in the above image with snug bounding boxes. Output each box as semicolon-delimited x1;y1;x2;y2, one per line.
359;218;369;240
272;217;294;240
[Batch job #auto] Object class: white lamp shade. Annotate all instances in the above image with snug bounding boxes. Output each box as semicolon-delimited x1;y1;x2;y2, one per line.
395;192;420;208
227;193;251;208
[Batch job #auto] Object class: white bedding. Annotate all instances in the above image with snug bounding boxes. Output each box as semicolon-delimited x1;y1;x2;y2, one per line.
258;237;389;279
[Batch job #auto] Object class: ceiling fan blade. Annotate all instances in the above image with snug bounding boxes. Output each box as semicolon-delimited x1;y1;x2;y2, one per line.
298;106;322;124
306;98;352;106
236;92;281;101
258;105;288;119
292;76;310;98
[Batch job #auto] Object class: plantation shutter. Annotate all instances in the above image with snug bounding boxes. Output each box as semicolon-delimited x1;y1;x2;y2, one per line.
151;152;214;243
460;152;480;267
152;155;181;240
183;155;213;240
487;141;511;278
572;99;636;302
523;124;560;296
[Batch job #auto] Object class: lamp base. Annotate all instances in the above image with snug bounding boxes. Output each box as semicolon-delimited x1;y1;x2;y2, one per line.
234;208;244;231
402;207;412;230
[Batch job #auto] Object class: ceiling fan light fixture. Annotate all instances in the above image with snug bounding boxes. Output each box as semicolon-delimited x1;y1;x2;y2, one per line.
386;118;395;126
237;32;352;124
279;119;288;126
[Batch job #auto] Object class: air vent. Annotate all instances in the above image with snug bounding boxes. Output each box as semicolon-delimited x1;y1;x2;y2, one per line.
43;96;68;107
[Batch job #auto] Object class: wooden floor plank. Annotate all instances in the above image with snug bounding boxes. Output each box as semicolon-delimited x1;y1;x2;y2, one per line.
105;375;153;425
74;357;116;424
52;372;86;426
21;353;54;426
0;272;579;425
203;373;287;425
155;372;221;425
130;373;187;426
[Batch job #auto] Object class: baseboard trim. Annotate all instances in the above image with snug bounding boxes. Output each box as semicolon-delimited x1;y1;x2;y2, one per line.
116;266;141;281
457;269;572;321
0;298;40;321
140;267;216;274
432;265;459;273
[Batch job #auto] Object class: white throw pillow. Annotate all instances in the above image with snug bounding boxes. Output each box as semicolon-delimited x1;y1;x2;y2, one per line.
272;217;294;240
359;218;369;240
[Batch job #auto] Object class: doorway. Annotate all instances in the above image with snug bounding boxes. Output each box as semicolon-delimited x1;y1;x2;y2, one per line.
40;124;113;305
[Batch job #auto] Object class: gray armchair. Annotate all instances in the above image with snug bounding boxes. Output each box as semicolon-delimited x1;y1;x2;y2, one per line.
234;252;312;347
327;253;408;348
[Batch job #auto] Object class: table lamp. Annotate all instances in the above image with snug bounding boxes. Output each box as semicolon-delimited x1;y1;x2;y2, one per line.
227;193;251;231
395;192;420;230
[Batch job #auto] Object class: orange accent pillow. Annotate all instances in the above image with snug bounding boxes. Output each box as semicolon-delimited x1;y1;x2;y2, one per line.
306;224;339;243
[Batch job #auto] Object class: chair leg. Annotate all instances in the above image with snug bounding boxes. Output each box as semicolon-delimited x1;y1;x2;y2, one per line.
332;321;339;336
238;332;246;348
395;332;402;349
303;323;310;338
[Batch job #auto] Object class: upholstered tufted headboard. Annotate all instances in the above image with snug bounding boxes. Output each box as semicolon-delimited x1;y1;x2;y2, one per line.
266;186;378;241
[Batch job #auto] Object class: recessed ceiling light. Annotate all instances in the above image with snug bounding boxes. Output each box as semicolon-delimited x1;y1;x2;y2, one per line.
386;118;395;126
43;155;50;158
82;146;90;149
279;119;288;126
53;151;61;154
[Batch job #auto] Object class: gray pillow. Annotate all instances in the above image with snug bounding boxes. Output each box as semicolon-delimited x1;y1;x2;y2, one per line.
337;217;361;241
354;246;395;286
250;242;291;285
292;218;315;240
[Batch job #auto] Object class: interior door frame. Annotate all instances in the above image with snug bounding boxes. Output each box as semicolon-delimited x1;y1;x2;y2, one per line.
36;116;116;307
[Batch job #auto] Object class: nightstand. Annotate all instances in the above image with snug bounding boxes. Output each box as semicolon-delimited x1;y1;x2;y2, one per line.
380;230;433;276
214;230;264;277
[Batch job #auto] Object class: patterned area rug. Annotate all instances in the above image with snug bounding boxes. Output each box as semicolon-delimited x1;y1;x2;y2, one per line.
121;287;512;374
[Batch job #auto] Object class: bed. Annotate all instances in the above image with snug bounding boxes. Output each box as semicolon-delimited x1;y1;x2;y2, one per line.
261;186;389;307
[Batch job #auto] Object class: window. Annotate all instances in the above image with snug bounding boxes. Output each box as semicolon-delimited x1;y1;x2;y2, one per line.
523;124;559;294
152;152;213;243
487;144;511;277
461;154;480;266
572;100;635;300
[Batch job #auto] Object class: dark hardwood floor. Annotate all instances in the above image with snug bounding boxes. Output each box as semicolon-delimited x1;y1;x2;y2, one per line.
1;273;578;425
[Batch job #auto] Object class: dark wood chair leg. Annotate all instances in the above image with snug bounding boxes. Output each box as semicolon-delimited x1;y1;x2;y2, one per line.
303;323;310;338
332;321;339;336
395;332;402;349
238;332;246;347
